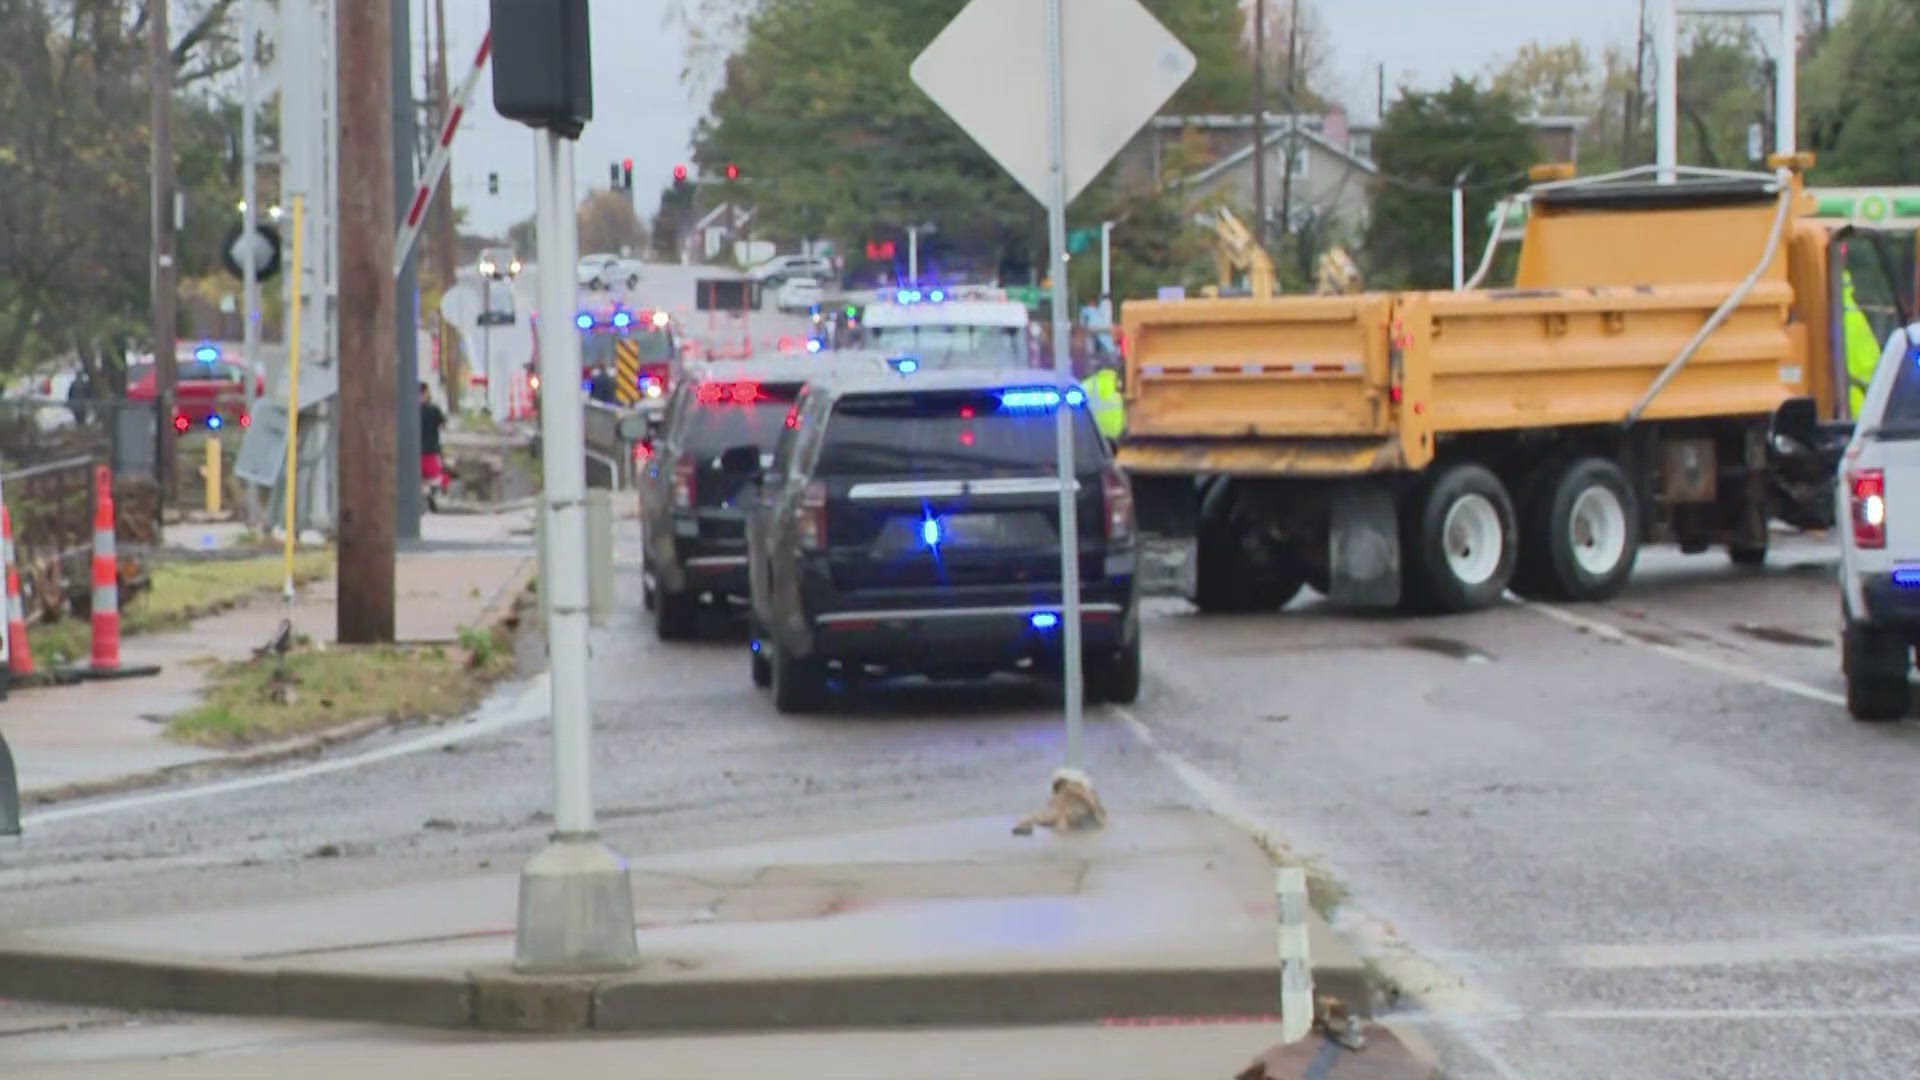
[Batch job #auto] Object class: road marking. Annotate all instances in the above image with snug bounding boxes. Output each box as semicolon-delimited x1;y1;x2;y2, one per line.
1544;1005;1920;1022
1110;705;1530;1080
19;673;551;829
1515;597;1846;708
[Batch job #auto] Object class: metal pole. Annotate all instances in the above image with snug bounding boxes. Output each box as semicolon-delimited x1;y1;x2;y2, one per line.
241;0;263;529
1451;171;1467;291
283;196;306;605
393;0;422;542
1656;0;1678;182
909;225;919;283
1776;0;1797;156
535;132;593;836
431;0;460;411
150;0;178;501
1251;0;1266;246
481;277;493;417
1100;221;1113;299
1043;0;1084;770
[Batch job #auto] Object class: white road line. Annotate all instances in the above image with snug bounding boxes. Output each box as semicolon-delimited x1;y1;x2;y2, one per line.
1544;1005;1920;1022
1110;705;1531;1080
19;673;551;829
1515;597;1846;708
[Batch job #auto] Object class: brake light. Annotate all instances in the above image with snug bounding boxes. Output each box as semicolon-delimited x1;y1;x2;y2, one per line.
633;439;653;463
694;381;766;405
1851;468;1887;549
798;481;827;550
1101;464;1134;544
672;459;695;509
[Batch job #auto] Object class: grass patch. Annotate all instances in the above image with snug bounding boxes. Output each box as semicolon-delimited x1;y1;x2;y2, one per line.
168;625;515;747
25;549;336;666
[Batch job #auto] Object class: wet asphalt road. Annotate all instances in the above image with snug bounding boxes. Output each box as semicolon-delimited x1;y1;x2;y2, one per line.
5;524;1920;1079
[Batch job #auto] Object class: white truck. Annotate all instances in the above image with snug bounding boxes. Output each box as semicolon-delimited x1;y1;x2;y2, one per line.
859;286;1035;371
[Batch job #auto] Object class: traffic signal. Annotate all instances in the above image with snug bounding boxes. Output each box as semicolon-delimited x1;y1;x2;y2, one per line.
622;158;634;191
725;162;740;181
609;161;620;189
673;163;688;183
487;171;500;195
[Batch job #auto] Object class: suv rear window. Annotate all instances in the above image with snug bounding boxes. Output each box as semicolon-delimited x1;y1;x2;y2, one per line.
815;389;1105;477
679;381;803;453
1879;331;1920;433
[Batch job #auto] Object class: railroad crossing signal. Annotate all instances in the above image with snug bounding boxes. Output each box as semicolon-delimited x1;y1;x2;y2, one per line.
613;337;641;405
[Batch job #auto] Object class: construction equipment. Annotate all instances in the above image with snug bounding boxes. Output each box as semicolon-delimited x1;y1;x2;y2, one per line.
1315;246;1362;295
1120;157;1879;614
1203;208;1277;300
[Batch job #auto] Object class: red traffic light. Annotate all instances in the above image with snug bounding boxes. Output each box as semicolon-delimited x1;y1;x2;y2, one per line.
673;163;688;182
725;163;740;181
622;157;633;171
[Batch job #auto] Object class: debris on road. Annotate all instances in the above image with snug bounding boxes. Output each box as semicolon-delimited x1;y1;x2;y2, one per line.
1012;767;1107;835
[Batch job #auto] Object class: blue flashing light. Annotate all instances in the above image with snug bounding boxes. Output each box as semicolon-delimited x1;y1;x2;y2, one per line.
751;639;762;653
575;312;595;330
929;289;945;302
999;388;1063;411
1030;612;1060;630
1064;387;1086;407
205;414;223;430
193;344;220;363
611;310;633;329
895;357;919;373
806;337;824;354
1894;567;1920;589
921;517;942;547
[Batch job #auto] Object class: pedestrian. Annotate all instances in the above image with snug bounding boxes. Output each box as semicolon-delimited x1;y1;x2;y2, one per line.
419;382;449;508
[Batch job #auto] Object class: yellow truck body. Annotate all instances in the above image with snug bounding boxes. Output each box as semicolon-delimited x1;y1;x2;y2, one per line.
1116;168;1863;612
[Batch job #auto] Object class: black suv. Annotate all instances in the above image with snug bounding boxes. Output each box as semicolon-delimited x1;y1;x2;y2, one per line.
640;354;890;639
734;368;1140;712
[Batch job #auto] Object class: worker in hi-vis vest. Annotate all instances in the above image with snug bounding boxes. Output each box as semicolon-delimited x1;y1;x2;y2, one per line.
1082;362;1125;441
1844;270;1883;418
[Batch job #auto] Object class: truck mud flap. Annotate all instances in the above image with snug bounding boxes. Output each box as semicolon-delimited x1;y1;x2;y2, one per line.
1;731;19;837
1329;481;1400;608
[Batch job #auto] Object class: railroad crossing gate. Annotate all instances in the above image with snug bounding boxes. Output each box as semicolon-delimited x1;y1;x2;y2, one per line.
614;337;642;406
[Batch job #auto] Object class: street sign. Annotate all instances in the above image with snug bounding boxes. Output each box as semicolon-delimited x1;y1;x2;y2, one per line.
222;222;283;282
909;0;1195;205
1068;227;1100;254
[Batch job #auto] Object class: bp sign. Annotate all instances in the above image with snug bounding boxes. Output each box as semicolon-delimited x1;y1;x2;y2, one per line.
222;222;283;282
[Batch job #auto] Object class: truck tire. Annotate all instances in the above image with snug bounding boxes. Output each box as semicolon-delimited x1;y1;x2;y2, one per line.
1403;463;1518;613
1516;458;1640;602
1843;624;1910;722
653;586;698;641
771;645;828;714
1086;636;1142;705
749;622;772;688
1191;481;1303;613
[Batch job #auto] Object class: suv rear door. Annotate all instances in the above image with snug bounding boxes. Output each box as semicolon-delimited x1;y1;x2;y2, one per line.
677;379;807;547
1852;329;1920;562
811;387;1109;595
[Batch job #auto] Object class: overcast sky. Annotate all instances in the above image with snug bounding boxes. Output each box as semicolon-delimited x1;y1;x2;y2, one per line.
434;0;1648;239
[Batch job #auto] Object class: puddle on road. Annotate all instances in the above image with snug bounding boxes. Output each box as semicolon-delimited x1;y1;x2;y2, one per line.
1400;635;1493;664
1733;624;1831;648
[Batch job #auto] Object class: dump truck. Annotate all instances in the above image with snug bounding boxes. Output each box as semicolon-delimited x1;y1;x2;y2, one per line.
1118;159;1877;614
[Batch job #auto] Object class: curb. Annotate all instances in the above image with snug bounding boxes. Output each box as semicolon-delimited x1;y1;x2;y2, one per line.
0;941;1373;1036
20;555;542;810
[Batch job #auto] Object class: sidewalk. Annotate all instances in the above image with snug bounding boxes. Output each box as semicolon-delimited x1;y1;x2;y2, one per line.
6;509;538;802
0;809;1379;1036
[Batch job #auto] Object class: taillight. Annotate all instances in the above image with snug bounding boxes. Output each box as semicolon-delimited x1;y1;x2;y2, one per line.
633;439;653;463
1102;465;1134;544
797;482;827;550
671;459;695;509
1851;468;1887;549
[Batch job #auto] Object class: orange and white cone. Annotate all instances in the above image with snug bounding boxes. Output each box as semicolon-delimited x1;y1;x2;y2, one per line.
4;505;34;678
70;467;157;681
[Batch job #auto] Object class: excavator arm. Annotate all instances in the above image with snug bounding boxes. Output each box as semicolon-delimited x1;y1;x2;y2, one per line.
1207;208;1277;299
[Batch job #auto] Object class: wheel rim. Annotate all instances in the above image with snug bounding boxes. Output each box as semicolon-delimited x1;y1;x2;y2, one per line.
1441;493;1504;587
1567;484;1628;577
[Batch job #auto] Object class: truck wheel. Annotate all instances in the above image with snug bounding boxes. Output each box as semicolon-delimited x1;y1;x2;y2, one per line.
1404;463;1518;613
1517;458;1640;602
750;643;772;689
1191;481;1302;613
1085;636;1142;705
771;645;828;714
1843;624;1910;722
653;586;697;641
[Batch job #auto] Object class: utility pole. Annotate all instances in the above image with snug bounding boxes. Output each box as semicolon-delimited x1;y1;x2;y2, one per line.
393;0;423;542
1629;0;1648;166
431;0;461;411
1278;0;1298;259
241;0;262;529
338;0;399;643
150;0;178;500
1251;0;1266;249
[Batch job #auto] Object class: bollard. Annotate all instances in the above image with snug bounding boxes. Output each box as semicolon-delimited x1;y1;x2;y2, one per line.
585;489;613;627
3;506;32;679
205;437;222;516
533;505;548;637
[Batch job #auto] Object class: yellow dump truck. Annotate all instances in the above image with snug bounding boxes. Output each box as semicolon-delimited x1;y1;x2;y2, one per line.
1119;160;1872;613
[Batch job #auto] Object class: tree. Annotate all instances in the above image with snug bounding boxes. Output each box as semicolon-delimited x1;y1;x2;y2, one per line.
689;0;1254;277
1363;79;1538;289
1241;0;1333;113
1488;41;1599;117
576;190;648;257
1803;0;1920;183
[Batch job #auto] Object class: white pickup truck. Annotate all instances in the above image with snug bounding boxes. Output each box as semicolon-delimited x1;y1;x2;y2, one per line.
1837;322;1920;719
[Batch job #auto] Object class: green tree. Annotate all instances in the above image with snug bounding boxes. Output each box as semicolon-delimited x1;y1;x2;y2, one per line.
1803;0;1920;183
1363;79;1538;289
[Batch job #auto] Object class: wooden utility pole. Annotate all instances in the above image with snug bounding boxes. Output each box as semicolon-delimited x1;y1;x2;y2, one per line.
337;0;398;644
1278;0;1298;256
1251;0;1266;250
430;0;461;410
149;0;178;499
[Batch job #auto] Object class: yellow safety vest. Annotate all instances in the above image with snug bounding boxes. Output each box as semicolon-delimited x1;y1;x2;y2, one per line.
1083;369;1124;441
1844;277;1881;417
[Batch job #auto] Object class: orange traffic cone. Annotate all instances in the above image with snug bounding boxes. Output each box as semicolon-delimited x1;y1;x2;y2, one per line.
3;505;34;679
67;467;158;681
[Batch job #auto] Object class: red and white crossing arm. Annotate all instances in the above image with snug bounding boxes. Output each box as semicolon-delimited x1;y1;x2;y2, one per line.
393;31;492;277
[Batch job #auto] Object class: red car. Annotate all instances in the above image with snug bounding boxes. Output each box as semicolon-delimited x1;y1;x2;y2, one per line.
126;353;266;431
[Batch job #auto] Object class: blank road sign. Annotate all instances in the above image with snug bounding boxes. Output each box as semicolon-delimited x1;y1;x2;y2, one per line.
910;0;1196;205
